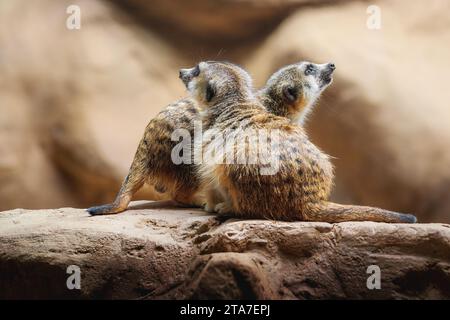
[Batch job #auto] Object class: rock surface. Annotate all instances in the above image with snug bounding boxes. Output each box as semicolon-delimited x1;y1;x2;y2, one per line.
1;201;449;299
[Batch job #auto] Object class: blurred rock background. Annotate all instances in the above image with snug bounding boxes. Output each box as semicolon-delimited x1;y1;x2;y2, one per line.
0;0;449;222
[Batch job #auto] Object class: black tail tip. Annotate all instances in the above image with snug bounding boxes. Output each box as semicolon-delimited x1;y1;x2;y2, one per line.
401;213;417;224
86;205;108;216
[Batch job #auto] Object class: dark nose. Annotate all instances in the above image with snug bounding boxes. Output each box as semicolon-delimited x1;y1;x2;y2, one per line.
328;63;336;71
179;69;191;87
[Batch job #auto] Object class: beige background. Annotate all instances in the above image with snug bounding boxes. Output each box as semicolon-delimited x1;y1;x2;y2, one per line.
1;0;449;222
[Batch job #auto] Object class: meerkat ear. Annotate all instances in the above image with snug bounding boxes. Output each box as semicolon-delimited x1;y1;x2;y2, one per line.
283;85;299;103
205;82;216;102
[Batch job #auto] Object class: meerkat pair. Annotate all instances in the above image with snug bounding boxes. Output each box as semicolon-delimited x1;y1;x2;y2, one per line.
88;60;416;223
87;61;326;215
179;61;417;223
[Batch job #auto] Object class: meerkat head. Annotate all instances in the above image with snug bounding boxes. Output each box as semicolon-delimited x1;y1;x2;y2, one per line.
260;61;335;124
179;61;254;110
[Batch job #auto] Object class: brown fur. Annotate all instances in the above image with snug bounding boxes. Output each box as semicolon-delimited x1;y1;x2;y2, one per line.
188;61;417;223
87;62;319;215
87;98;203;214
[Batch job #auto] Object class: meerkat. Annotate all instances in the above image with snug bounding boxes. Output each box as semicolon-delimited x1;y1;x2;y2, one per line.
87;61;327;215
182;61;417;223
87;97;203;214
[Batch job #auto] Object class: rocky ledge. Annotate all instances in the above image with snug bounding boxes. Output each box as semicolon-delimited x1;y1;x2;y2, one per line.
0;201;449;299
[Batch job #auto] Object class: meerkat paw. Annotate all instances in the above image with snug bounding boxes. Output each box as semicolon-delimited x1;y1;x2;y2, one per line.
214;202;234;216
204;202;216;213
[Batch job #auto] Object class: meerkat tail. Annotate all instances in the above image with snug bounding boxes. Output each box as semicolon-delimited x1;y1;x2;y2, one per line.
87;139;148;215
304;201;417;223
86;173;143;215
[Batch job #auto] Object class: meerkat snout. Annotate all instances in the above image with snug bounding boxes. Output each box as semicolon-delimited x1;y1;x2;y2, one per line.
302;62;336;89
179;65;200;87
319;62;335;87
179;69;191;87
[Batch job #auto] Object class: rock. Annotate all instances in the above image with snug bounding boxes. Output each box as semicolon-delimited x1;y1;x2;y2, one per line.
1;201;449;299
109;0;347;45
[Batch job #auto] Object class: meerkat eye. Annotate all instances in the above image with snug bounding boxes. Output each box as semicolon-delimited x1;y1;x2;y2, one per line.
305;64;316;76
205;82;215;102
193;65;200;77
